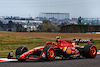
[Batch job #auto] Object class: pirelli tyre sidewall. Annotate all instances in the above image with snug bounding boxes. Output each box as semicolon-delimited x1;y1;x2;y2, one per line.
43;46;55;61
84;44;97;58
16;46;28;58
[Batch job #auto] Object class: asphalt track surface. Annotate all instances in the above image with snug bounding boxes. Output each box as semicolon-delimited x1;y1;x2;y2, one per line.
0;55;100;67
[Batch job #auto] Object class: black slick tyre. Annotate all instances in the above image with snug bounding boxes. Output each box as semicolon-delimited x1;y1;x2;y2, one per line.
16;45;28;62
84;44;97;58
43;46;55;61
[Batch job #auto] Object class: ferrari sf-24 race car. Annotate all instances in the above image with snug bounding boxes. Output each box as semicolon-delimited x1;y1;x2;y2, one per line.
8;37;97;61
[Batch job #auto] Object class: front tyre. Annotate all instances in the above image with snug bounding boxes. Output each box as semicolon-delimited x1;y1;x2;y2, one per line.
84;44;97;58
43;46;55;61
16;45;28;62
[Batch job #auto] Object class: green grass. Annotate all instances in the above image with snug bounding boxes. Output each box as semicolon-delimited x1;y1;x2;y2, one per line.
0;31;12;32
0;35;55;57
0;35;100;57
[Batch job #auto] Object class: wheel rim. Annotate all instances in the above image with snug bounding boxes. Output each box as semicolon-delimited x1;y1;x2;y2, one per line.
92;47;96;55
49;50;55;58
90;47;97;58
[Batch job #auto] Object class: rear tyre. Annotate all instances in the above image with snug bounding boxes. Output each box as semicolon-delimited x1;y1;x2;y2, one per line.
84;44;97;58
43;46;55;61
16;45;28;62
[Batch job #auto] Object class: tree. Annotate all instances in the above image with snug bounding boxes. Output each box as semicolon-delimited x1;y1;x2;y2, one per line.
8;21;15;28
0;20;27;32
0;27;2;31
38;20;60;32
7;21;26;32
0;21;4;28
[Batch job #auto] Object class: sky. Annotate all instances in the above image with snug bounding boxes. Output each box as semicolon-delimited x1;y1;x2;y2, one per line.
0;0;100;18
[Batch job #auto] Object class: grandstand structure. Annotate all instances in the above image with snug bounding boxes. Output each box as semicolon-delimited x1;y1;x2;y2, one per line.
39;12;70;19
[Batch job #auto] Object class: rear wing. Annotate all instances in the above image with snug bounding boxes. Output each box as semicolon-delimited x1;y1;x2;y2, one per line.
73;39;93;43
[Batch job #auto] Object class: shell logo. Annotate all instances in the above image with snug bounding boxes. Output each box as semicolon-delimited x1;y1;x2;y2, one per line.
66;48;71;54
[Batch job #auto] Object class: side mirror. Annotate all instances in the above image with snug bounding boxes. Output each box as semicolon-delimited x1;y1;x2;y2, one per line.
37;44;41;46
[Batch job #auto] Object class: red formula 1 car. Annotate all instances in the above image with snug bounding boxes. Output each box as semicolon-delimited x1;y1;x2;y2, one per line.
8;37;97;61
